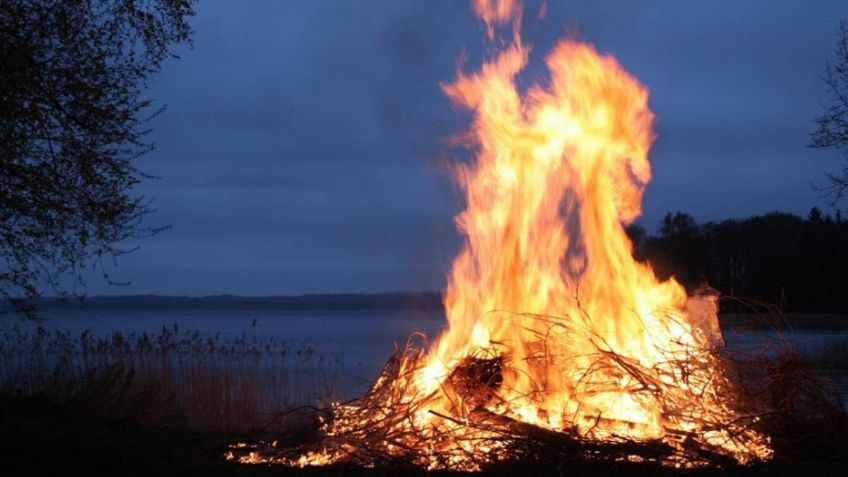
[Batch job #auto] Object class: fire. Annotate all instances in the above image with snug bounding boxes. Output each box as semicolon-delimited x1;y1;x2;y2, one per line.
232;0;771;470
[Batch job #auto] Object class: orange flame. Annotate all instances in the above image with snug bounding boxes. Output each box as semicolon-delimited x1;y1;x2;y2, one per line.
240;1;772;470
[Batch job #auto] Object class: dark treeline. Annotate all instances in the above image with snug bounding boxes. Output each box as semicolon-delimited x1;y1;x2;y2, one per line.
628;208;848;313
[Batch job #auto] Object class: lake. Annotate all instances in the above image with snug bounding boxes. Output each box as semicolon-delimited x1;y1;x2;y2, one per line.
4;308;847;397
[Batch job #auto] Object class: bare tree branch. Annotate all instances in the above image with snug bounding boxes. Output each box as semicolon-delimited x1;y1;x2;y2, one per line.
810;20;848;208
0;0;196;319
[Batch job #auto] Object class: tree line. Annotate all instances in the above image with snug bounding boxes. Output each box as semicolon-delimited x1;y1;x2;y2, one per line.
626;208;848;313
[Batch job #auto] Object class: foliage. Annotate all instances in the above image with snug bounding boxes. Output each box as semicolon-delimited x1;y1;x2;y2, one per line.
0;0;195;318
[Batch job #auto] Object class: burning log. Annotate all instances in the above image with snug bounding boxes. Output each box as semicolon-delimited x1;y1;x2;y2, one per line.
444;355;504;409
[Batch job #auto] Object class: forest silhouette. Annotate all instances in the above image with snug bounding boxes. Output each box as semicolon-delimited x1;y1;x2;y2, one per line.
628;208;848;313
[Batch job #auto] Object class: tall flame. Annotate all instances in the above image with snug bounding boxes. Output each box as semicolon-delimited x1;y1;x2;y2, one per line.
436;5;690;437
235;0;772;470
413;1;770;464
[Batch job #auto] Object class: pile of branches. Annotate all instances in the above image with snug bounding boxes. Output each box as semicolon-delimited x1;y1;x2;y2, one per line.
225;324;839;471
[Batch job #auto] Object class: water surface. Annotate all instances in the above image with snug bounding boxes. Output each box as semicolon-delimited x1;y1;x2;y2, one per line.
6;308;846;397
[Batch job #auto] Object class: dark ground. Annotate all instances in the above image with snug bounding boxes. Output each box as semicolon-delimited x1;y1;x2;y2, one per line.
2;392;847;477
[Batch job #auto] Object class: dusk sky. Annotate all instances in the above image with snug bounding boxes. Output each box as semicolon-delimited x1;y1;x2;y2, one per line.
88;0;846;296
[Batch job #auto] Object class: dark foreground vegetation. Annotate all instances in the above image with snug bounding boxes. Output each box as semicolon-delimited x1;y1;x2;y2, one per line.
2;388;847;477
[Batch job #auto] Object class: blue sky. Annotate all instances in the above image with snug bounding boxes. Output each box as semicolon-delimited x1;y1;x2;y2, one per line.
88;0;846;296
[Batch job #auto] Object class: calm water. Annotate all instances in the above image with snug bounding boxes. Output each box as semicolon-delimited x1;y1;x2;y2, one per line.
9;309;447;394
5;309;847;396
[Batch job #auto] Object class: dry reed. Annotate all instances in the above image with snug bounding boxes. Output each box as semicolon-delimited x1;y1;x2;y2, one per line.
0;324;340;432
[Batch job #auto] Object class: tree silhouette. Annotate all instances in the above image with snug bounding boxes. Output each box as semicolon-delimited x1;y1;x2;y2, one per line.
631;210;848;313
811;20;848;208
1;0;195;318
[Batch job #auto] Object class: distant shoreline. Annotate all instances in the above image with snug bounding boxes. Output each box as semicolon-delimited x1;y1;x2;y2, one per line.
34;292;444;311
23;294;848;331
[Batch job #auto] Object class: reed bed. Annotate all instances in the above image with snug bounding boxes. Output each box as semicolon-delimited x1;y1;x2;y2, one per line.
0;324;340;433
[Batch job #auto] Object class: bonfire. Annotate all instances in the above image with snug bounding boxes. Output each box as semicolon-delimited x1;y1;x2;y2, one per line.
230;0;773;470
